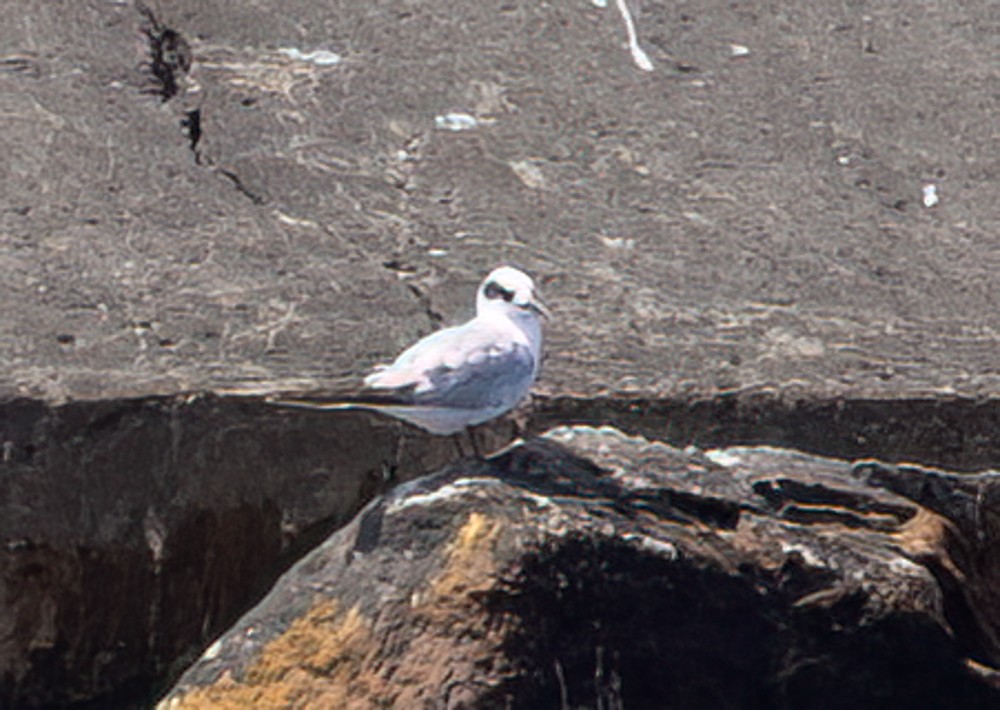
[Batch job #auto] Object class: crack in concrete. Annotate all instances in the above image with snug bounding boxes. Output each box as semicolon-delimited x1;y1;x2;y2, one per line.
136;6;265;206
180;108;201;160
405;283;445;327
137;2;191;103
217;168;267;205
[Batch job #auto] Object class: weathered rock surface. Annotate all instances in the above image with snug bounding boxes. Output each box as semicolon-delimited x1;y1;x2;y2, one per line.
9;394;1000;707
160;427;1000;708
0;394;517;707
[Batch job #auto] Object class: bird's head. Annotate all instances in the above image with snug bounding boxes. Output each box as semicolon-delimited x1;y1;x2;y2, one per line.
476;266;551;321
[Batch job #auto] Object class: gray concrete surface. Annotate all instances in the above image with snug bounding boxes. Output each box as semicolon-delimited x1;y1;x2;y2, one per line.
3;0;998;403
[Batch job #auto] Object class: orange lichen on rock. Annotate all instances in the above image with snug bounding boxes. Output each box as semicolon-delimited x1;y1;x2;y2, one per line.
166;512;512;709
893;507;964;581
428;511;503;601
164;600;376;709
383;511;513;707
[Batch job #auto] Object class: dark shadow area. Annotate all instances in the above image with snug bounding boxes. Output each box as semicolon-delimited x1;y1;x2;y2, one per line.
483;534;1000;709
5;392;1000;706
0;394;436;709
531;394;1000;472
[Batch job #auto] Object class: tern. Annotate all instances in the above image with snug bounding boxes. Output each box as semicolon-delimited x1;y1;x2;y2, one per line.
272;266;549;435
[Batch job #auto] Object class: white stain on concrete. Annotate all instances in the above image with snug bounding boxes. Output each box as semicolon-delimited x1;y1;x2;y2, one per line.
922;183;939;208
614;0;654;71
434;112;479;131
277;48;342;66
509;159;547;190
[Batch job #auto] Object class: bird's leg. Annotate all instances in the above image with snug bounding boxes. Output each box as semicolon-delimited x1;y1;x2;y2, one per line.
451;428;482;459
468;427;483;458
387;433;406;484
511;398;534;440
451;432;468;458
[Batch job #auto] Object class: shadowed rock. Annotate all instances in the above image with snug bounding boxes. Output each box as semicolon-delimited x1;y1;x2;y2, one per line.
159;428;1000;708
0;394;513;707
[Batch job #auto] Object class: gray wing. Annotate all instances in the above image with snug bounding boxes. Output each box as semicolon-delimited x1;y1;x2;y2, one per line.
410;341;536;410
365;318;537;403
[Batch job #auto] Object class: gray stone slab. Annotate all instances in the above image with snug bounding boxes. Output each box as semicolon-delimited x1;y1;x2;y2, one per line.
2;0;998;404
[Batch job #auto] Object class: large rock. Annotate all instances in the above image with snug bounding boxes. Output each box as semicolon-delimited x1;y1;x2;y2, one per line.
0;394;505;707
160;427;1000;708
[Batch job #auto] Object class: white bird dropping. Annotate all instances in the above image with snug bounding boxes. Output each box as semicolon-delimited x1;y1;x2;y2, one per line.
922;183;939;208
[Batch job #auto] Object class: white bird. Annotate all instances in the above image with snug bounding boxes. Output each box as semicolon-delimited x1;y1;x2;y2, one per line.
272;266;549;435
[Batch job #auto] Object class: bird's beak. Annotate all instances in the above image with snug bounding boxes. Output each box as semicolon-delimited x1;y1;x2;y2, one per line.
528;291;552;320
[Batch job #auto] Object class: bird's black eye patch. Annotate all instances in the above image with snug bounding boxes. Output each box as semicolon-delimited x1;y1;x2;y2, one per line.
484;281;515;302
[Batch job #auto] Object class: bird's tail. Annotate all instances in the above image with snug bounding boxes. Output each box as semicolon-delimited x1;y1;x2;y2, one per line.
266;389;416;410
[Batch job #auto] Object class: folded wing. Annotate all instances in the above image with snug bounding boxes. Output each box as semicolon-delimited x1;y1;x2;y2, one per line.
365;321;536;410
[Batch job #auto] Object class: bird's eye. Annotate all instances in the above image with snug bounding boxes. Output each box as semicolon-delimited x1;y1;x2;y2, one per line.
484;281;515;302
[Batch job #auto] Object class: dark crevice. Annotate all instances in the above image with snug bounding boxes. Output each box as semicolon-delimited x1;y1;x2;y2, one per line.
137;4;241;206
381;259;418;275
177;104;264;204
137;3;191;102
528;394;1000;473
180;109;201;160
136;6;271;209
217;168;267;205
1;55;40;77
405;283;445;326
751;478;917;527
777;503;899;530
635;487;741;529
921;554;999;669
758;478;914;516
